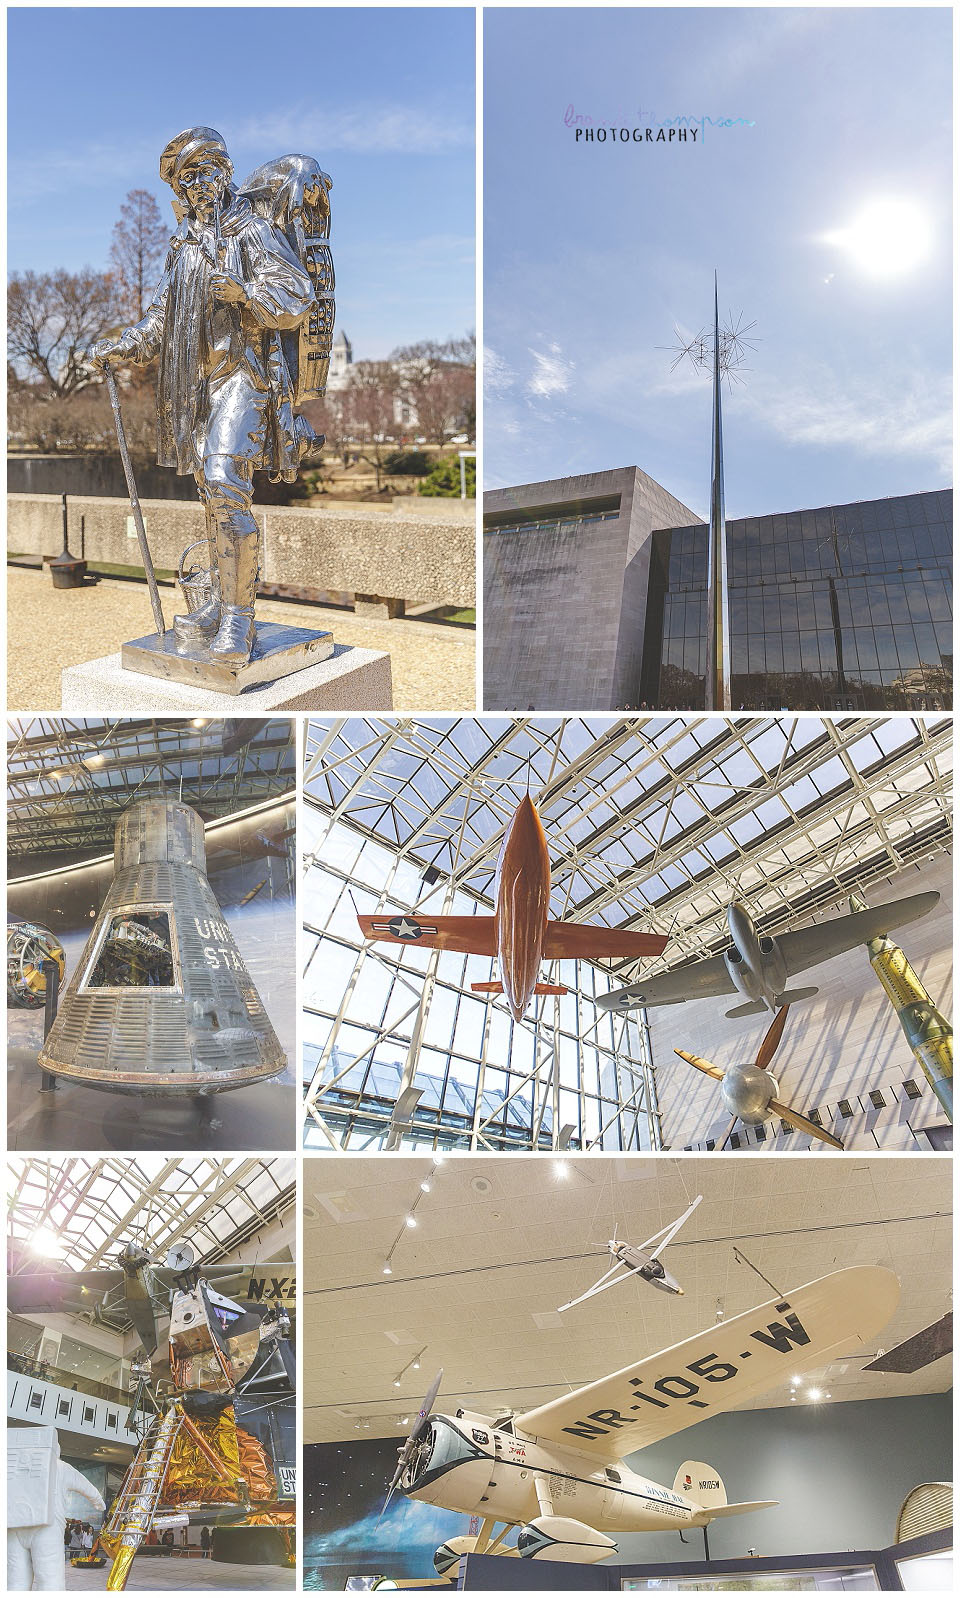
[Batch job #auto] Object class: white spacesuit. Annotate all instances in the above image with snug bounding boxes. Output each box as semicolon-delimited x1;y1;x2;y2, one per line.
8;1428;106;1591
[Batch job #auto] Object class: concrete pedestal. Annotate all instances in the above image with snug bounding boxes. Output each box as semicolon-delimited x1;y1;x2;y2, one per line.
61;643;393;712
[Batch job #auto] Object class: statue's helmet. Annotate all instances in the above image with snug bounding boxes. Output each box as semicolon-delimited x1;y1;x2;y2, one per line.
159;126;233;194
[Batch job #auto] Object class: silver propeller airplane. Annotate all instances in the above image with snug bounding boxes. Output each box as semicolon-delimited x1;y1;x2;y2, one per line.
675;1006;844;1150
597;893;939;1020
382;1265;899;1579
557;1195;703;1312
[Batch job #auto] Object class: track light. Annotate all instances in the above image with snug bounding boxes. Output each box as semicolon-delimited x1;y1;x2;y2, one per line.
383;1262;392;1275
420;1179;432;1193
405;1214;417;1228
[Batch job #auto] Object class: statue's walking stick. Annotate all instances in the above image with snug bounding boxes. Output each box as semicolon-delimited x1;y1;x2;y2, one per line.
104;366;166;638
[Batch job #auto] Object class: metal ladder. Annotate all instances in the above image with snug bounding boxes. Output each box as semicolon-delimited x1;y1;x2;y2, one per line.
102;1401;184;1591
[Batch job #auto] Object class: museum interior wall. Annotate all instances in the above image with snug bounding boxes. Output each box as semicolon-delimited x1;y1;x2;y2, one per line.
7;796;296;1069
651;852;951;1149
615;1391;952;1563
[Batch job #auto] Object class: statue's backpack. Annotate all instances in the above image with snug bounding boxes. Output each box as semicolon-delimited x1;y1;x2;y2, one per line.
240;154;335;402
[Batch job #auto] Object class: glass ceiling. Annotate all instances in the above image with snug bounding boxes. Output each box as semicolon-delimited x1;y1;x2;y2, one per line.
7;1156;295;1273
305;714;952;965
7;717;296;865
302;715;952;1154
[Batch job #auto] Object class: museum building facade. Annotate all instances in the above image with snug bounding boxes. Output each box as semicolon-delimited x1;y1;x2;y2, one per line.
483;469;953;712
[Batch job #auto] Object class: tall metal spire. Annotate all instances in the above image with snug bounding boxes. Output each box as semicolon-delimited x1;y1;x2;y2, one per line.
665;281;758;713
706;271;731;711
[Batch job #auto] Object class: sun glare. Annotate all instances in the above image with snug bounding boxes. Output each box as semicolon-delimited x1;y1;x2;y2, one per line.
825;199;933;278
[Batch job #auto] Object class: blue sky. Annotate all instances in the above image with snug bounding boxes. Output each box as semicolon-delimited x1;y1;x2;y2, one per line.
484;7;952;516
8;6;475;357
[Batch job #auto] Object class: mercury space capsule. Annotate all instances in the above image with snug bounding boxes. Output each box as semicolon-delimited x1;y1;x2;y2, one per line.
38;800;286;1094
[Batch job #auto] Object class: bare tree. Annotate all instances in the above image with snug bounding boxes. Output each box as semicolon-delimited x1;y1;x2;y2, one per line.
8;268;120;398
8;379;157;455
110;188;170;321
303;389;352;469
343;361;401;491
390;335;476;442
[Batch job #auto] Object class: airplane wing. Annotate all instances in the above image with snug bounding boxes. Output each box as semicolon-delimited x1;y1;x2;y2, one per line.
596;955;734;1012
542;923;668;961
357;913;498;956
155;1263;296;1296
513;1267;899;1459
7;1271;123;1315
779;892;940;978
645;1194;703;1260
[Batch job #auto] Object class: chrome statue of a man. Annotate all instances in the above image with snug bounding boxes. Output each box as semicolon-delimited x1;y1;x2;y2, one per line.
91;127;333;666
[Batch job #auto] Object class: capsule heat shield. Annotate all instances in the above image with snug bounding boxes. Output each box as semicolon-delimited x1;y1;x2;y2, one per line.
38;800;286;1095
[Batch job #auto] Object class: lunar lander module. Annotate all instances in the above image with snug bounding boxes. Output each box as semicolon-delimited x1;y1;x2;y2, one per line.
97;1243;296;1589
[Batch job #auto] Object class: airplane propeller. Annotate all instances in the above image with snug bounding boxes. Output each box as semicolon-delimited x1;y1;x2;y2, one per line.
378;1367;444;1526
675;1006;844;1150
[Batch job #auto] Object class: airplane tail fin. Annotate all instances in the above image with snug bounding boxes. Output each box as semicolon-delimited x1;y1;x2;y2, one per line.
726;987;818;1019
673;1461;726;1510
673;1462;776;1525
533;983;567;996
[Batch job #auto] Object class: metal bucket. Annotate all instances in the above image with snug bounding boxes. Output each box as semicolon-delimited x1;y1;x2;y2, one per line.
177;539;215;613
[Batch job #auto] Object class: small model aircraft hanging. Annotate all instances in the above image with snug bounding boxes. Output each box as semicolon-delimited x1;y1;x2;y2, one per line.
378;1265;899;1580
558;1195;703;1313
597;892;939;1020
675;1006;844;1150
358;793;668;1021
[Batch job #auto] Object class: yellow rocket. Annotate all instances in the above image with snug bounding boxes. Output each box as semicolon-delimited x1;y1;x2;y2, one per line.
849;893;952;1121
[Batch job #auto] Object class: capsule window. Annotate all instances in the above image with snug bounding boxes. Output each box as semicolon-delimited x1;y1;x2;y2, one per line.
81;905;180;992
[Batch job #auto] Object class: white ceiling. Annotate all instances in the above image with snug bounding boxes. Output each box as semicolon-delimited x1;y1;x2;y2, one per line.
303;1154;953;1442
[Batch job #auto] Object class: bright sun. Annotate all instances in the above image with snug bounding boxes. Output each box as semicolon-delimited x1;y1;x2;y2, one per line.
825;199;933;278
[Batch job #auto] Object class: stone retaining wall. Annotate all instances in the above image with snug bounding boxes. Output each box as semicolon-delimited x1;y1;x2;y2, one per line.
8;492;476;609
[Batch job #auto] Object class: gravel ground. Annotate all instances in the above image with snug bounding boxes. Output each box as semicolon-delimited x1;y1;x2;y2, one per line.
7;566;477;711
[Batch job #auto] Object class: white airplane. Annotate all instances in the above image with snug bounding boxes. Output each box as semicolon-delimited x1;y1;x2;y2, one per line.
597;893;939;1020
558;1196;703;1312
383;1266;899;1579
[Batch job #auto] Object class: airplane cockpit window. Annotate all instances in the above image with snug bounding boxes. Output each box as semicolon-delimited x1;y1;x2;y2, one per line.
82;909;177;990
605;1467;622;1484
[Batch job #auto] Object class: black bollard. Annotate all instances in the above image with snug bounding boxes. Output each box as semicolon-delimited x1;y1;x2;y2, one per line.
40;958;61;1091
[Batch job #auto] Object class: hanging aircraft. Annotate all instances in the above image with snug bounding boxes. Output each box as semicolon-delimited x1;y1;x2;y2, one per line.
557;1195;703;1312
8;1241;296;1356
379;1265;899;1579
675;1007;844;1150
357;793;668;1021
9;1241;296;1588
597;893;939;1020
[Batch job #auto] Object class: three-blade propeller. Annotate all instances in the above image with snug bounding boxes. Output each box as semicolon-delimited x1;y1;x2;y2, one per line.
377;1368;444;1526
675;1006;844;1149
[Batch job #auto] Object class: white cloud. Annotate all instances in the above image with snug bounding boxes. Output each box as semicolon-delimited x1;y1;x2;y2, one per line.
11;100;472;204
231;102;472;156
526;342;573;398
484;347;517;396
741;369;952;476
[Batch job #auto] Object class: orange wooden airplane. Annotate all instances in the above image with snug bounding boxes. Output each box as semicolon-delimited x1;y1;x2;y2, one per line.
357;794;668;1021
